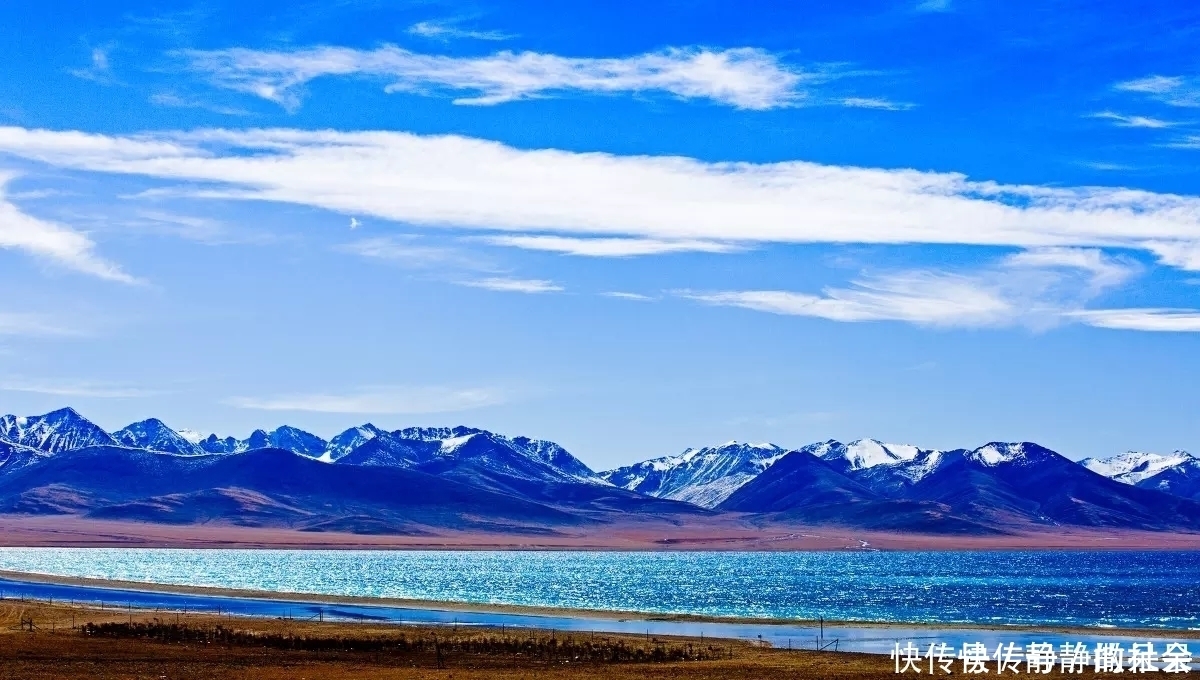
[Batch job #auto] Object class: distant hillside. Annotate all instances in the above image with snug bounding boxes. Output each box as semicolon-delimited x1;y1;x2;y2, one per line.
3;407;1198;536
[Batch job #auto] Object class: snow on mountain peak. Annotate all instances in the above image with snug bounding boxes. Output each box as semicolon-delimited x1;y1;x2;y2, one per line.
600;440;787;508
1082;450;1197;485
842;439;921;469
439;432;479;454
176;429;205;444
974;443;1015;466
113;418;202;456
966;442;1054;467
0;408;118;453
323;424;383;462
814;439;925;471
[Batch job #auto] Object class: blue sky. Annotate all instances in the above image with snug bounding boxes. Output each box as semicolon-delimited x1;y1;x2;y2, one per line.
1;0;1199;469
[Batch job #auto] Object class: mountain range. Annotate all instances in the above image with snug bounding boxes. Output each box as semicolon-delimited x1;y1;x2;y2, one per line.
1;407;1198;536
1081;450;1200;501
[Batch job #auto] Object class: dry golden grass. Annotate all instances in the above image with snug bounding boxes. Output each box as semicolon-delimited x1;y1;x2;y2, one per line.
0;599;1115;680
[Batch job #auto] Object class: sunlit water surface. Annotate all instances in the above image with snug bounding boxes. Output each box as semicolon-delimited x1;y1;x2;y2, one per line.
0;549;1196;629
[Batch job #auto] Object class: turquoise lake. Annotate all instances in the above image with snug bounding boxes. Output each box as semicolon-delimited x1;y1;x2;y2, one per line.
0;548;1197;629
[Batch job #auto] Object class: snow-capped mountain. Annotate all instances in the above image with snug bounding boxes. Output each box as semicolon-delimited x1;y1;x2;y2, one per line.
1081;450;1200;501
805;439;944;496
176;429;205;444
721;441;1200;531
0;407;692;530
267;426;328;458
601;441;787;508
337;426;609;490
323;424;384;462
197;434;243;454
113;418;204;456
3;405;1199;535
195;427;328;457
813;439;925;471
511;436;598;481
1137;457;1200;501
0;407;118;453
1081;451;1196;485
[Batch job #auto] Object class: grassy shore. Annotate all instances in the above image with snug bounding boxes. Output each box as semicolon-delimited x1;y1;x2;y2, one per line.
0;598;921;680
1;598;1139;680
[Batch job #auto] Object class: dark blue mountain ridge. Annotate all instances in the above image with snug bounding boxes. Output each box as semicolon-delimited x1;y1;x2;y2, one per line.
335;429;692;513
0;409;703;531
0;409;605;486
2;407;1199;535
195;434;237;454
0;438;50;474
325;424;385;461
721;442;1200;532
0;407;118;453
1137;458;1200;501
194;427;327;457
0;445;586;533
113;418;203;456
715;449;1000;534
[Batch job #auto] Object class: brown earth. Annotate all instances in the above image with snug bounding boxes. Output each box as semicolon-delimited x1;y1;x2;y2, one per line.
3;514;1200;550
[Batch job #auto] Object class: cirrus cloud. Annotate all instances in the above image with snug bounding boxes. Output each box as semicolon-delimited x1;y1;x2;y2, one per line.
679;248;1188;331
0;173;137;283
1;126;1200;272
0;312;79;337
459;277;563;293
225;385;507;414
484;235;739;257
1067;309;1200;332
1115;75;1200;108
179;44;856;110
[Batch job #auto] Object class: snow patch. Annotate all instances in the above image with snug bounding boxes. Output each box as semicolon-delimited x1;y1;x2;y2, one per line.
1082;450;1197;485
176;429;205;444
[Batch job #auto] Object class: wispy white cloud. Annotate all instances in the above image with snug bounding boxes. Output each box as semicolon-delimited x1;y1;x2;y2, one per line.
0;173;137;283
841;97;915;111
1089;111;1179;129
3;127;1200;271
1078;161;1132;171
681;248;1143;330
178;45;864;110
460;277;563;293
1002;246;1139;292
1068;308;1200;332
337;235;496;271
149;92;251;116
0;312;78;337
485;235;739;257
1115;75;1200;108
1142;240;1200;270
225;385;506;413
915;0;953;12
682;273;1017;328
602;291;655;301
70;46;116;84
1167;135;1200;150
0;379;162;398
407;20;513;41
